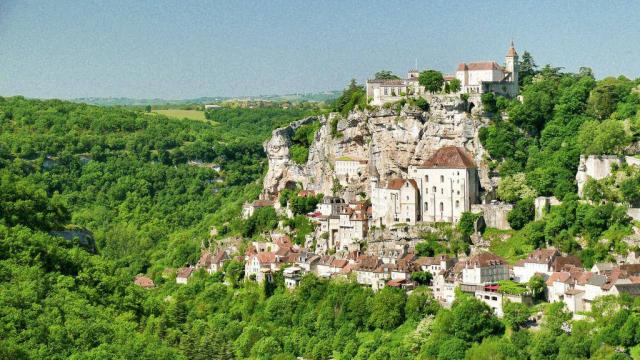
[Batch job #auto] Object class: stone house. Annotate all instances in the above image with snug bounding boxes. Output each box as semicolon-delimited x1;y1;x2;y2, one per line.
512;248;560;283
336;203;369;252
390;254;419;281
316;256;349;278
134;275;155;289
176;266;195;285
242;199;274;219
354;255;386;290
283;266;303;289
415;254;456;277
296;251;321;274
409;146;479;224
196;249;230;274
366;70;424;106
245;252;279;283
370;177;420;226
432;261;465;304
461;252;509;285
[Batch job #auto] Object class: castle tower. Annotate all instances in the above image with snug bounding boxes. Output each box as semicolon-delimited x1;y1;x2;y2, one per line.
505;41;519;86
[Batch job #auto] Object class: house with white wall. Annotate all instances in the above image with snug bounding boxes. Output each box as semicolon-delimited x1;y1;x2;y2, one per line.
462;252;509;285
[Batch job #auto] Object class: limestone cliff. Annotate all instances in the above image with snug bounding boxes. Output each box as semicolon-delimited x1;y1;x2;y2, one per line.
262;96;493;201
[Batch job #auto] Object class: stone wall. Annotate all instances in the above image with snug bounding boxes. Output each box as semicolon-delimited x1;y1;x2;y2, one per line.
535;196;562;220
471;203;513;230
576;155;621;197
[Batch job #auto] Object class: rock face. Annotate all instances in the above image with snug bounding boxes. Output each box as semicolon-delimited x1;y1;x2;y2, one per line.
262;96;492;200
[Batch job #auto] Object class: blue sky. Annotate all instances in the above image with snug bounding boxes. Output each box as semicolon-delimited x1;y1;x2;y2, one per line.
0;1;638;99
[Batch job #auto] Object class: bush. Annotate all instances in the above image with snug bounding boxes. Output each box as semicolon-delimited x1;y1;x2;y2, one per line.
508;198;535;230
415;97;430;111
458;212;481;238
481;92;498;113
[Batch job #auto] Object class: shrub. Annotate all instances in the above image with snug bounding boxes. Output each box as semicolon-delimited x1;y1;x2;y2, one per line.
508;198;535;230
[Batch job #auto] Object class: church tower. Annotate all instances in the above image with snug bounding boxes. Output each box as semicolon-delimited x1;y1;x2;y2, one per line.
505;41;519;85
505;41;519;97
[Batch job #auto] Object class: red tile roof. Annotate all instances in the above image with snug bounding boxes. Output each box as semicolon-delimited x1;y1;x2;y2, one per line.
197;250;212;268
420;147;476;169
331;259;349;268
465;252;506;268
456;61;503;71
177;267;195;279
546;271;571;286
386;178;419;190
252;200;274;208
134;275;155;288
257;252;276;264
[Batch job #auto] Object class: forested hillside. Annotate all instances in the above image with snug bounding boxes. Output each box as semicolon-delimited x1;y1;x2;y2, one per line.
0;97;316;273
478;66;640;267
3;62;640;360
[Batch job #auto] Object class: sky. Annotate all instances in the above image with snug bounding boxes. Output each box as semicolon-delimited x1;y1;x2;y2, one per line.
0;0;638;100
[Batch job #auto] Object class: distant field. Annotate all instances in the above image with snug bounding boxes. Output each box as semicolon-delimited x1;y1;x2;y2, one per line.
152;109;207;121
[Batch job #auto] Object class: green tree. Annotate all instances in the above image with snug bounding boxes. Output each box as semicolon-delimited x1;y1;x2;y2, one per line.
368;287;406;330
374;70;400;80
518;51;538;86
481;92;498;113
502;301;531;330
508;197;535;230
450;296;504;343
419;70;445;94
449;78;462;93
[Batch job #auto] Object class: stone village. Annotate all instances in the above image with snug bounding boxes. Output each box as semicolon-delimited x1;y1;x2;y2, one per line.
137;43;640;320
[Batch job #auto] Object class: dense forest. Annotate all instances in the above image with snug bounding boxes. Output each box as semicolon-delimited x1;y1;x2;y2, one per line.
3;54;640;359
477;63;640;268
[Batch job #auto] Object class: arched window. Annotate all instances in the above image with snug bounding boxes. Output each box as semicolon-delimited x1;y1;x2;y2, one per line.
425;175;429;183
439;202;444;211
455;200;460;208
440;175;444;183
425;202;428;211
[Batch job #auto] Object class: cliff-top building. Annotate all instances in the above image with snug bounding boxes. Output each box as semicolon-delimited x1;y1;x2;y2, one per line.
366;43;519;106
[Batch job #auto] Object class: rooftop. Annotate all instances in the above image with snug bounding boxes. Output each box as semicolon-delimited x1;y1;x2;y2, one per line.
420;146;476;169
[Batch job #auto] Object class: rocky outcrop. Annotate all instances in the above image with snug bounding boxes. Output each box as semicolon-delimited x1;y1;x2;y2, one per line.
262;95;493;201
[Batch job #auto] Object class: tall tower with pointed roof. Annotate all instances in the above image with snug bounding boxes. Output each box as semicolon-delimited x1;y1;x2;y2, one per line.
505;41;519;87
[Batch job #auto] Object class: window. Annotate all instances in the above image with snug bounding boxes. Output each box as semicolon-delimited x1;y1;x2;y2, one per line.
425;175;429;182
406;196;409;200
457;190;460;195
384;88;388;95
439;202;444;211
441;188;443;194
425;202;428;211
432;186;436;192
440;175;444;183
455;200;459;208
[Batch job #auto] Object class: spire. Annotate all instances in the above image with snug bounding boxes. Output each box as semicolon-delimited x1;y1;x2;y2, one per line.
506;40;517;57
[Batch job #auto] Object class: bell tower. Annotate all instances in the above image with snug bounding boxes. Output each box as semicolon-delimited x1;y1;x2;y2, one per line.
505;41;519;85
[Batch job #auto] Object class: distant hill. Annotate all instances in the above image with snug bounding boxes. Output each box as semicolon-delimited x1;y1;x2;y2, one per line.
72;91;341;106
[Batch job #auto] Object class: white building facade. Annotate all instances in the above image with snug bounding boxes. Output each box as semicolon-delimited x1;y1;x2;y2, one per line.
409;146;479;223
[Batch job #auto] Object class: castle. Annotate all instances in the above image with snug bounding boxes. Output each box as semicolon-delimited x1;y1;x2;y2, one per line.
366;43;519;106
